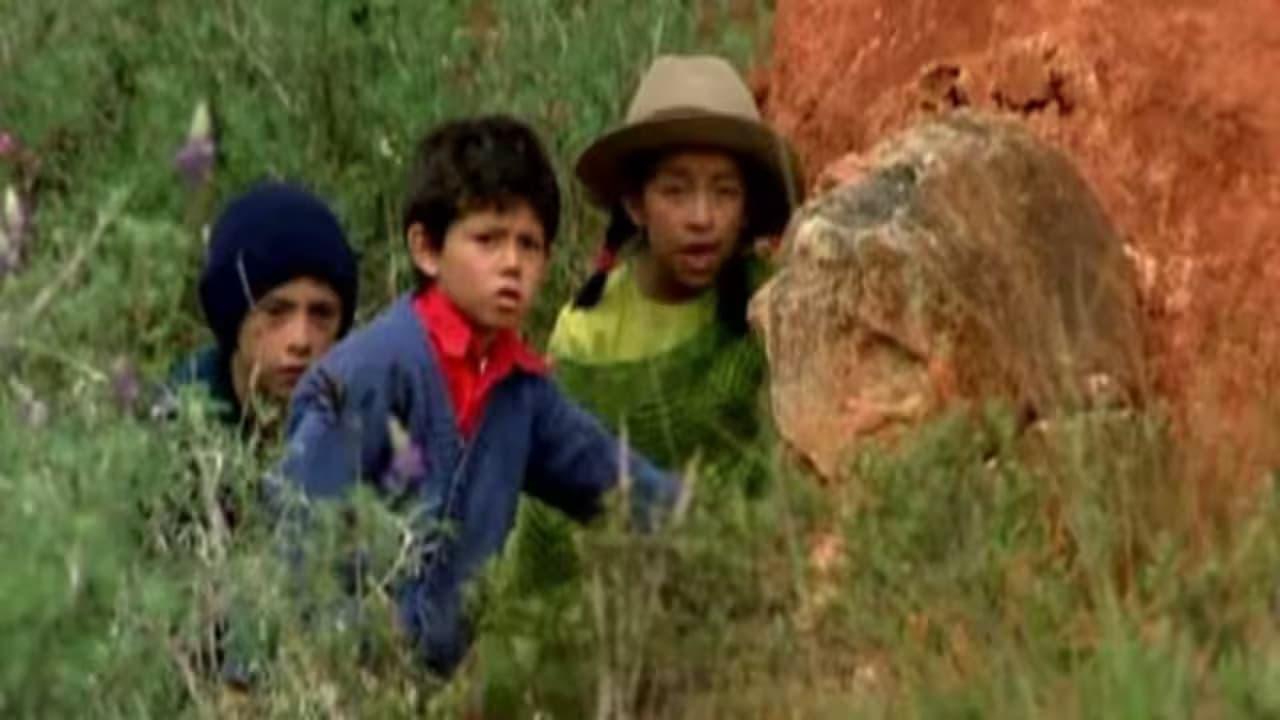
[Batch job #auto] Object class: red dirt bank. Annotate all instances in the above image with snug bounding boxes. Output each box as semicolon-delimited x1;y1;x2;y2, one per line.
759;0;1280;476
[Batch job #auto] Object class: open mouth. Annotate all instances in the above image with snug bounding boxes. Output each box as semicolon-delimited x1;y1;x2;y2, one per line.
678;243;722;274
276;365;307;385
494;287;523;309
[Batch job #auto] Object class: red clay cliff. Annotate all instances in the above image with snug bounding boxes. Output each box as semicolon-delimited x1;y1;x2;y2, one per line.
759;0;1280;476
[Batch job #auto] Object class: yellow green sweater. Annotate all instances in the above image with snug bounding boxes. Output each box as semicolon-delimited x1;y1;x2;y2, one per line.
502;259;770;597
547;259;769;489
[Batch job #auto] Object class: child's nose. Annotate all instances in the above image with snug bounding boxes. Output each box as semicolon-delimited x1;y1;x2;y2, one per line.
689;192;713;226
499;240;522;271
285;315;315;354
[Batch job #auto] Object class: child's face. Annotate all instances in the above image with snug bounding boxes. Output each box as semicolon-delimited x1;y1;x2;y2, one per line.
625;150;745;296
409;200;548;334
232;276;343;405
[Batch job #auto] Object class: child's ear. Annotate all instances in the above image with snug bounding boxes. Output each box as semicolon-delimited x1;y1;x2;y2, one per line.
406;223;441;279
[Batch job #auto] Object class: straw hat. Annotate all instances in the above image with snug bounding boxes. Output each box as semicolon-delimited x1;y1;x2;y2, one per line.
575;54;804;235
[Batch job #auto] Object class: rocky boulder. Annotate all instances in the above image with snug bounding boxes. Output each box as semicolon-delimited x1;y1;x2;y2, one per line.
750;112;1142;479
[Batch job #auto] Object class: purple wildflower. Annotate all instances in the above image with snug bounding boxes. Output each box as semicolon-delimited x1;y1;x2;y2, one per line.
0;132;15;158
387;443;425;489
109;355;142;413
174;137;215;188
382;417;425;494
173;100;216;189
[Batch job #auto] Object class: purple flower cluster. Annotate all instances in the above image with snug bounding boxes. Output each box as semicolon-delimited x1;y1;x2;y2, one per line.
382;417;425;495
173;101;216;189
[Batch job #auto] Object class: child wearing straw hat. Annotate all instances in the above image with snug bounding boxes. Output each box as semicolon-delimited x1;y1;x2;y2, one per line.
549;53;803;492
498;57;802;635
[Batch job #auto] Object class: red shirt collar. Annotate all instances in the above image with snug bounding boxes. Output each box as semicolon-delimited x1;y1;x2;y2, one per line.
414;287;547;374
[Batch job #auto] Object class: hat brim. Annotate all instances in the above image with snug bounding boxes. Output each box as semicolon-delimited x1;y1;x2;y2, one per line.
575;114;806;235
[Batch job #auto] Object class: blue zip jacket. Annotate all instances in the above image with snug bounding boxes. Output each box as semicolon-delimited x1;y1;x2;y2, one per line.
280;294;678;674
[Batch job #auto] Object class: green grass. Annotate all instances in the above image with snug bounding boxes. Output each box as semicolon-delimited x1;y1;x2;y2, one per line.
4;1;1280;718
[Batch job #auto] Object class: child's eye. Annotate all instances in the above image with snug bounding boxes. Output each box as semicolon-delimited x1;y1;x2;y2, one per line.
519;236;545;252
472;232;496;246
309;304;338;322
262;302;291;319
716;185;744;200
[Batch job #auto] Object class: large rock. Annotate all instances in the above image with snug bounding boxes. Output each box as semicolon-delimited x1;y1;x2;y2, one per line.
758;0;1280;473
750;112;1142;479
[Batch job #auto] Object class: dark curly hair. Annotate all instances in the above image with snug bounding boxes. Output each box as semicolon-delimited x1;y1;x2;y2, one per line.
401;115;561;282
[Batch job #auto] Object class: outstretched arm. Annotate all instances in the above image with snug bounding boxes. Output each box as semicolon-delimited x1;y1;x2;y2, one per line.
524;383;680;529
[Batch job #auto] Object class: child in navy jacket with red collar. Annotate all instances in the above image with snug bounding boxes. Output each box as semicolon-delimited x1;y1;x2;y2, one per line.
281;116;678;676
